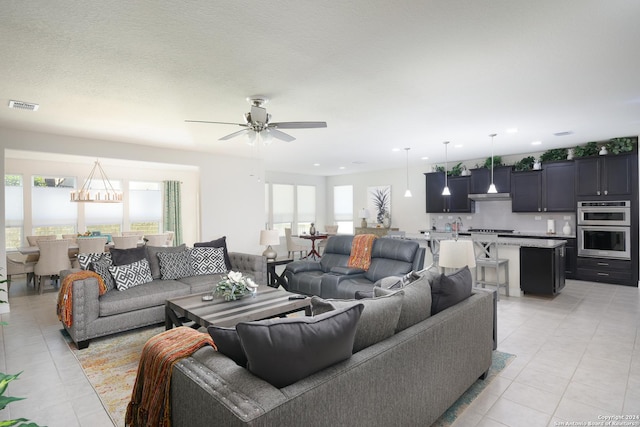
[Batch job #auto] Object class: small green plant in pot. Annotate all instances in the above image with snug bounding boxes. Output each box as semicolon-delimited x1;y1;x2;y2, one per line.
607;137;636;154
483;156;503;169
449;162;463;176
514;156;536;171
539;148;568;162
573;141;599;157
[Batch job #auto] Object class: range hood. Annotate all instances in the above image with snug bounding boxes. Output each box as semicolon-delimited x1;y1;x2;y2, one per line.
468;192;511;201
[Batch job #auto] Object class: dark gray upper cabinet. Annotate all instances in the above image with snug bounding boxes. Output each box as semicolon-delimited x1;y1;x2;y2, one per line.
424;173;473;213
511;161;575;212
470;166;512;194
575;154;634;198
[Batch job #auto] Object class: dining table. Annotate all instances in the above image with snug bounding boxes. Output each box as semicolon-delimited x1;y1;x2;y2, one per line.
298;233;328;260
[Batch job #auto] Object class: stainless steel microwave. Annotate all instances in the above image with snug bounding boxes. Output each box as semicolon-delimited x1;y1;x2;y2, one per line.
577;225;631;260
577;200;631;227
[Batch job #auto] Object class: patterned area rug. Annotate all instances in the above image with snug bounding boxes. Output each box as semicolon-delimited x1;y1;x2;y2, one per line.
66;326;514;427
65;325;166;427
431;350;516;426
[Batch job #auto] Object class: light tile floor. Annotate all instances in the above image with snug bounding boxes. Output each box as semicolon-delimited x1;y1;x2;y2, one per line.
0;277;638;427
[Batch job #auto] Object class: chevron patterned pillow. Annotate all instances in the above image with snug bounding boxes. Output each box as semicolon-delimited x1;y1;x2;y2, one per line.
109;258;153;291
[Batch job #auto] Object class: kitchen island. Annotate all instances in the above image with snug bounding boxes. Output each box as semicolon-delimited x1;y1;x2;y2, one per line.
407;232;567;297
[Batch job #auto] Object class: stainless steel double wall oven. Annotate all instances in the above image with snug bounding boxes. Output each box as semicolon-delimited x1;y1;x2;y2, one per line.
577;200;631;260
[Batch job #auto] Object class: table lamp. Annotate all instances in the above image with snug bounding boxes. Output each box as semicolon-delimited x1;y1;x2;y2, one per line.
438;239;476;271
359;208;369;228
260;230;280;261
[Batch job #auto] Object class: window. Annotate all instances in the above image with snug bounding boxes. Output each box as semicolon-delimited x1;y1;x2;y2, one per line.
5;174;23;249
272;184;294;236
334;185;353;234
129;181;162;234
296;185;316;235
85;180;123;235
31;175;77;237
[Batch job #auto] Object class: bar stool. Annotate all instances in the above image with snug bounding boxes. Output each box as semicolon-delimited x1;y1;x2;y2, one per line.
471;233;509;300
426;232;452;271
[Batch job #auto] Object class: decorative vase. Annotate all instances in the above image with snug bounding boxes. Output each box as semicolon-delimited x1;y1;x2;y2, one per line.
533;160;541;170
383;213;391;229
599;146;608;155
562;222;572;236
309;223;316;235
566;148;574;160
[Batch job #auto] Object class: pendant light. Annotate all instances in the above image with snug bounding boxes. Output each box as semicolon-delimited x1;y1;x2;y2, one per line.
70;159;123;203
487;133;498;194
404;147;412;197
442;141;451;196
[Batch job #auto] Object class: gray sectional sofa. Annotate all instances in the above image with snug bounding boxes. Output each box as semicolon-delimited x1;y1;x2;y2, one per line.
284;235;425;298
61;248;266;349
169;272;495;427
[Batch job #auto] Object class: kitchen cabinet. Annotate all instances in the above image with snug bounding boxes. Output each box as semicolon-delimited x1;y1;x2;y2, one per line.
424;173;473;213
575;153;635;198
520;245;566;295
511;161;575;212
470;166;512;194
564;238;577;279
576;257;634;286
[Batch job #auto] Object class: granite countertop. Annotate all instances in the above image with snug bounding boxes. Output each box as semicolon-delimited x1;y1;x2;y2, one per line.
411;231;567;248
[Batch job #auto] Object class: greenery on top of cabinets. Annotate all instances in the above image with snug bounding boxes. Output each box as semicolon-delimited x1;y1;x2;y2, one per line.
514;156;536;171
540;148;568;162
573;141;599;158
606;137;636;154
481;156;503;169
433;162;464;176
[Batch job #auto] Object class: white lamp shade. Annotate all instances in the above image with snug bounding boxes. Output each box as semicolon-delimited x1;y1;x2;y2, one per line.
359;208;370;219
259;230;280;246
438;240;476;269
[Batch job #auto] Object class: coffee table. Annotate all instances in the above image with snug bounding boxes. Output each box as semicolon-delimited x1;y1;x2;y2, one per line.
165;285;310;330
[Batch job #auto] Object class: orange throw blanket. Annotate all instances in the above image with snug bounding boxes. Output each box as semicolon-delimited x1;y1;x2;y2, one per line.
57;270;107;327
348;234;377;270
126;327;216;427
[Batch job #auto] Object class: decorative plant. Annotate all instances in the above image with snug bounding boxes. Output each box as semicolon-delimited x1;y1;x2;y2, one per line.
606;137;636;154
573;141;599;157
482;156;503;169
449;162;464;176
539;148;567;162
369;187;390;223
214;271;258;301
434;165;445;173
514;156;536;171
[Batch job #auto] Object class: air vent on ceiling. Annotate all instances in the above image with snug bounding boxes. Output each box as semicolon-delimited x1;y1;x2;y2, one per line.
8;100;39;111
553;131;573;137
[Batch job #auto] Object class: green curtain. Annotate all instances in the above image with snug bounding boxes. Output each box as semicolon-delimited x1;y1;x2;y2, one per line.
163;181;183;245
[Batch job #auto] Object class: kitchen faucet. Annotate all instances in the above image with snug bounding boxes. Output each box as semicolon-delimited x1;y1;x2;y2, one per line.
454;217;463;240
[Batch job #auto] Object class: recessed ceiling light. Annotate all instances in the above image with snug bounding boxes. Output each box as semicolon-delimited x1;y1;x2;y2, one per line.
421;156;429;160
531;141;542;145
339;166;346;170
313;163;320;166
553;131;573;136
392;148;401;152
454;144;463;148
505;128;518;134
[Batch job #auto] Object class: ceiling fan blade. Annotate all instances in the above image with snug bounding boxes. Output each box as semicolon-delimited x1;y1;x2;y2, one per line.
219;128;251;141
185;120;245;126
270;121;327;129
268;128;296;142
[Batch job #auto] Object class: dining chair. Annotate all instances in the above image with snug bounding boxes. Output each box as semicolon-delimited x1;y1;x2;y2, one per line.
34;239;73;294
6;253;36;291
26;235;56;247
112;235;140;249
426;231;453;271
62;234;78;243
285;228;307;260
121;231;145;238
471;233;509;300
144;233;169;246
165;231;175;246
77;237;108;254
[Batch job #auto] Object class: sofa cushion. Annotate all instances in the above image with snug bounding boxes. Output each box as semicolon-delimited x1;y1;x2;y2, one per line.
431;266;473;315
310;290;404;352
194;236;232;271
235;304;364;388
99;279;191;316
363;238;420;282
78;252;111;270
109;258;154;291
90;257;116;292
178;273;226;294
146;244;188;279
207;326;247;367
191;247;227;276
157;250;194;280
374;270;434;332
110;246;148;266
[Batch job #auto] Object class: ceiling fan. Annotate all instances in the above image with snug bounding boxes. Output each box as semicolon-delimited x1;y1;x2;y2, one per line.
185;97;327;143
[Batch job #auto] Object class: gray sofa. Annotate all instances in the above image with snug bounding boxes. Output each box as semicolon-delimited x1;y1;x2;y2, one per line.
169;286;495;426
61;251;266;349
284;235;425;298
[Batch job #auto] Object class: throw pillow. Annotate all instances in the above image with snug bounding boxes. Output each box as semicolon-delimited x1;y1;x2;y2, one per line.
310;290;404;352
430;266;473;315
374;270;433;332
109;258;153;291
207;326;247;367
191;247;227;275
77;252;112;270
110;246;148;266
146;244;188;279
194;236;232;271
90;257;116;292
236;304;364;388
157;250;194;280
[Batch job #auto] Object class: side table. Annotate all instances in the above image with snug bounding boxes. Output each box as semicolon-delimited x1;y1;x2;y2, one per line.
267;258;293;289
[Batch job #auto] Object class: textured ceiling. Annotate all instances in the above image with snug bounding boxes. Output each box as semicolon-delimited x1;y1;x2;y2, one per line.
1;1;639;175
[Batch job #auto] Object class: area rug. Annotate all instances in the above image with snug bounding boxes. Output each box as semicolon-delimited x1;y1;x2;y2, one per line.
431;350;516;426
65;325;166;427
66;326;514;427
